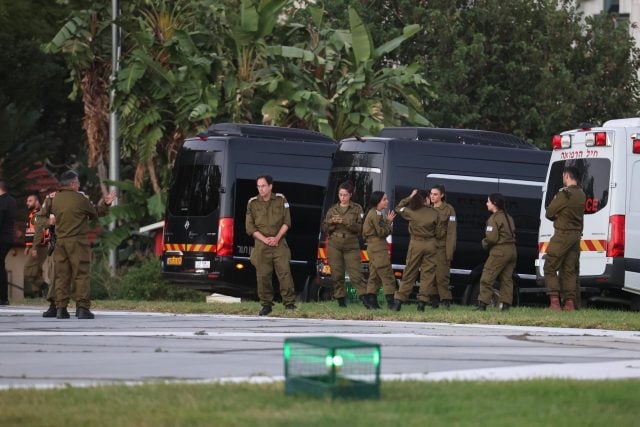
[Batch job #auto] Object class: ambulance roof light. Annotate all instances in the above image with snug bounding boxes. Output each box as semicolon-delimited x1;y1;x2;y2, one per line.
595;132;607;146
552;135;562;149
561;135;571;148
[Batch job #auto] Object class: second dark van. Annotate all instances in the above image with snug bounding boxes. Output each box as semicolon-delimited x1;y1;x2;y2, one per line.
313;127;551;305
162;123;337;298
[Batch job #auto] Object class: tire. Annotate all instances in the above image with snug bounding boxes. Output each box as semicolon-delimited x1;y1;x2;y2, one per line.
463;280;519;307
630;294;640;312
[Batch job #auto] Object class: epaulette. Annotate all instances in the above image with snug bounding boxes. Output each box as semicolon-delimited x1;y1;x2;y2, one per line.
46;192;57;199
275;193;285;198
248;196;258;202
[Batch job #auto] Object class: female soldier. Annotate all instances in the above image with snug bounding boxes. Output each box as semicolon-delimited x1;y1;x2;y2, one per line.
362;191;397;309
324;181;369;308
390;189;440;312
477;193;517;311
428;184;456;309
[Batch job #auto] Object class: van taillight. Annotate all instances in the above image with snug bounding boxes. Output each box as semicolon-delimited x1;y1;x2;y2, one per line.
552;135;562;149
633;139;640;154
217;218;234;257
606;215;625;258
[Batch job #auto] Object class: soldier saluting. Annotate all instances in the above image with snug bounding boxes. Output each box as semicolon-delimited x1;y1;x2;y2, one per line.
543;166;586;312
246;174;296;316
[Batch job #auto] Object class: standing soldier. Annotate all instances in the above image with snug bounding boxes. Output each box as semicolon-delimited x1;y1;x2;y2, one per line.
23;193;49;298
427;184;456;309
477;193;517;311
323;181;369;308
35;171;114;319
362;191;396;309
0;179;16;306
543;166;586;312
246;174;296;316
390;189;440;312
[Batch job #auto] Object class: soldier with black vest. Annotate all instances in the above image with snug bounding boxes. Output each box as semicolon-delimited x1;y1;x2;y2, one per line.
390;189;440;312
362;191;396;309
323;181;369;308
477;193;517;311
543;166;586;312
246;174;296;316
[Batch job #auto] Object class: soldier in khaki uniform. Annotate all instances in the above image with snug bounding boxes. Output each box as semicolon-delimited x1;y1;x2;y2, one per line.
35;171;114;319
477;193;517;311
390;189;440;312
323;181;369;308
363;191;396;309
23;193;49;298
427;185;456;308
246;174;296;316
543;166;586;312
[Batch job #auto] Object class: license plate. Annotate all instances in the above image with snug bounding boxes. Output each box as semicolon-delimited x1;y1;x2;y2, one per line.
167;256;182;266
195;260;210;269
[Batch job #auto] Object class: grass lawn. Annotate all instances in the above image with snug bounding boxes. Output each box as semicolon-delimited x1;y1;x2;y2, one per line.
1;380;638;427
16;298;640;331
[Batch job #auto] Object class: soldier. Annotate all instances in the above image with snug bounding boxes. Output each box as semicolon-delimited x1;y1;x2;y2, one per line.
35;171;114;319
0;179;16;306
323;181;369;308
390;189;440;312
543;166;586;312
36;211;57;318
23;193;49;298
246;174;296;316
427;184;456;309
477;193;517;311
362;191;397;309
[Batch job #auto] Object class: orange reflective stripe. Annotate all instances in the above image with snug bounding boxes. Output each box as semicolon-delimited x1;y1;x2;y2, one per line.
164;243;217;253
360;250;369;262
540;240;607;254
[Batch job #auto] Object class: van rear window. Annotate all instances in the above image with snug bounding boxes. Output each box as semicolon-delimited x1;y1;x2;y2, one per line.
168;151;222;216
545;159;611;215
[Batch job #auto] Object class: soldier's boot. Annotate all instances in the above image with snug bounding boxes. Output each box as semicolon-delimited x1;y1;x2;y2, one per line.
417;301;426;312
475;301;487;311
429;295;440;309
500;303;511;312
285;303;296;311
441;299;452;310
389;300;402;312
385;294;395;310
336;297;347;307
563;299;575;312
359;295;373;310
56;308;70;319
259;305;272;316
77;307;95;319
549;295;561;312
42;302;57;318
367;294;381;309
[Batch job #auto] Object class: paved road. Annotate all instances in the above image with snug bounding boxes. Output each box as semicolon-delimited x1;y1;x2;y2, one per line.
1;306;640;389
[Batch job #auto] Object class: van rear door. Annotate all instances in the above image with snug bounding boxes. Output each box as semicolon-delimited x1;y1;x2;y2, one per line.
538;133;613;279
624;144;640;294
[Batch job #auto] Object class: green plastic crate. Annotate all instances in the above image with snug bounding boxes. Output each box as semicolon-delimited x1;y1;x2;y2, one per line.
345;276;386;304
284;336;381;399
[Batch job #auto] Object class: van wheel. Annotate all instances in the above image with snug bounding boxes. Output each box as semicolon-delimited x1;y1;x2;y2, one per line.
462;282;480;306
630;294;640;312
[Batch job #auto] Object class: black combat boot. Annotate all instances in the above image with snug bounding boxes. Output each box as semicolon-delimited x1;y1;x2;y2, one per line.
500;303;511;312
441;299;451;310
336;297;347;307
56;307;70;319
42;302;57;318
359;295;372;310
76;307;95;319
417;301;426;312
475;302;487;311
385;294;395;310
429;295;440;309
367;294;381;309
389;299;402;312
259;305;272;316
285;303;296;311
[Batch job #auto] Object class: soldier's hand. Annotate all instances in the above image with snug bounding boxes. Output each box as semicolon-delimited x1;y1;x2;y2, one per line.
104;191;117;206
410;189;418;198
386;211;396;222
24;247;30;256
31;248;38;258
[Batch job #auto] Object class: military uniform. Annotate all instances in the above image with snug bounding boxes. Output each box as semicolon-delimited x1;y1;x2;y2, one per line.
479;212;517;306
323;202;365;299
543;185;586;301
35;189;108;312
363;208;395;297
246;193;295;306
23;208;49;297
394;196;440;303
428;202;456;302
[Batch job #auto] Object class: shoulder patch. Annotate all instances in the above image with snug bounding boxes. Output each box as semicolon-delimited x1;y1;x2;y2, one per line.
449;215;456;222
399;207;406;212
486;225;494;232
376;211;383;216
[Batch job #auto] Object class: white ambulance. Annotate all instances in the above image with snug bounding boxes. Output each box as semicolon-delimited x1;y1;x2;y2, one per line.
536;118;640;310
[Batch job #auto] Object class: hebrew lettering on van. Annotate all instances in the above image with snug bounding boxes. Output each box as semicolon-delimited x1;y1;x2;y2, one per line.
237;245;253;256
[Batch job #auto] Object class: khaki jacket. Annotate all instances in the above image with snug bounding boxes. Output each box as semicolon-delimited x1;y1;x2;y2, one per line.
482;211;516;249
35;188;107;240
323;202;363;237
434;201;457;260
362;209;392;249
245;193;291;238
545;185;586;232
395;196;440;239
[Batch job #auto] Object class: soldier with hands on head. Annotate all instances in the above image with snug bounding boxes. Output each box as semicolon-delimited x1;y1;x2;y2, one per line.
362;191;396;309
323;181;369;308
543;166;586;312
427;184;456;309
35;171;115;319
477;193;517;311
390;189;440;312
246;174;296;316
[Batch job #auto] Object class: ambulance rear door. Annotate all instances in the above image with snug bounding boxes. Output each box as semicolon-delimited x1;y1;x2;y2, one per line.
623;132;640;295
